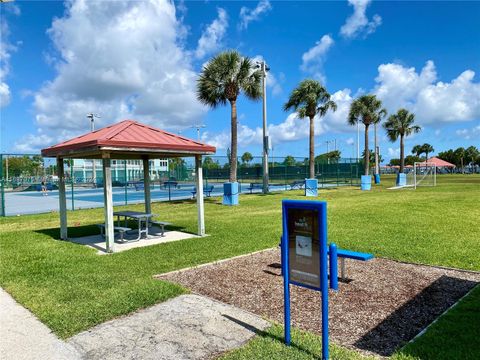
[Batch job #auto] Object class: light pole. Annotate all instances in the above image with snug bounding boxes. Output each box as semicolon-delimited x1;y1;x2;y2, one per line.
256;60;270;194
191;123;206;142
87;113;100;187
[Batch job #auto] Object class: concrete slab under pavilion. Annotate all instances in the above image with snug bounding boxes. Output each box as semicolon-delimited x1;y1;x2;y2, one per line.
71;226;200;254
41;120;216;253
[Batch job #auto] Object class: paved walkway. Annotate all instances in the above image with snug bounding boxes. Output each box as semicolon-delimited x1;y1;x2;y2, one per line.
1;289;269;360
0;288;81;360
69;294;269;360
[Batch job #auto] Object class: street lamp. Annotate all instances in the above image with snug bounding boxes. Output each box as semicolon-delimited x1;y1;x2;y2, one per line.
191;123;206;142
256;60;270;194
86;113;100;187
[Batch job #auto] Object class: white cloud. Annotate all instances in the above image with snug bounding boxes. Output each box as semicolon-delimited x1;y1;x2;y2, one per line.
300;35;334;83
195;8;228;59
456;125;480;140
14;133;54;153
0;8;20;108
387;147;400;157
374;60;480;124
238;0;272;30
340;0;381;39
201;124;263;150
346;137;355;146
28;0;205;150
268;88;353;144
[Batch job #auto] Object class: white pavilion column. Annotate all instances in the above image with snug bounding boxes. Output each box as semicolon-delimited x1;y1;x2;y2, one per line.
195;155;205;236
143;157;151;214
102;154;115;253
57;157;68;240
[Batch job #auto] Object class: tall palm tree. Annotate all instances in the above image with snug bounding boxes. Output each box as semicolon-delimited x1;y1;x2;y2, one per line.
411;144;423;158
197;50;262;182
348;95;387;175
384;108;421;173
283;79;337;179
422;143;434;162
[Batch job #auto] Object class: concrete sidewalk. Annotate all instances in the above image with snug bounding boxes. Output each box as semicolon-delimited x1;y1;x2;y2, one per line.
69;294;269;360
0;288;81;360
1;288;269;360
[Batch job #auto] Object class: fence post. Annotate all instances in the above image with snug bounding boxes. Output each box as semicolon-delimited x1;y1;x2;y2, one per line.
124;159;128;206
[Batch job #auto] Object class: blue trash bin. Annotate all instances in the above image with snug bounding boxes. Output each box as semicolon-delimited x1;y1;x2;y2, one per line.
396;173;406;186
374;174;381;184
361;175;372;191
223;182;239;206
305;178;318;197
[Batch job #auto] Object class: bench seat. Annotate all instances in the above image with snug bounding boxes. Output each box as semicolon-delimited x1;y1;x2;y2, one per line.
96;224;132;242
149;221;172;237
191;185;214;198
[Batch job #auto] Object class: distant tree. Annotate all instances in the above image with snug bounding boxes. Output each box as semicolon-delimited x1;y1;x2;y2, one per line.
315;150;342;163
389;158;401;166
2;156;43;177
283;155;296;167
383;108;421;173
348;94;387;175
203;156;220;169
284;79;337;178
197;50;262;183
241;152;253;165
361;149;383;164
465;146;480;166
412;143;434;161
405;155;423;166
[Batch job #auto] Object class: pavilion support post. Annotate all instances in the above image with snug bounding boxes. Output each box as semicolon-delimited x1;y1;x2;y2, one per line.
143;157;151;215
195;155;205;236
57;157;68;240
102;155;115;253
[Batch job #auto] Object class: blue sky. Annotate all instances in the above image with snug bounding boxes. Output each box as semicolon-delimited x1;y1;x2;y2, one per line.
1;0;479;162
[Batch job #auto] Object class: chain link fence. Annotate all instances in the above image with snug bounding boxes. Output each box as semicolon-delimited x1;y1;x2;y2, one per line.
0;154;360;216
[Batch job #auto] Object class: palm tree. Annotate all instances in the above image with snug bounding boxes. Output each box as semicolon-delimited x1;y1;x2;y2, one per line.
283;79;337;179
197;50;262;182
348;95;387;175
412;143;434;161
384;109;421;173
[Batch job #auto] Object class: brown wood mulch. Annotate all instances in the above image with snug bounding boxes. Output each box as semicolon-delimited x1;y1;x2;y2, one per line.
156;249;480;357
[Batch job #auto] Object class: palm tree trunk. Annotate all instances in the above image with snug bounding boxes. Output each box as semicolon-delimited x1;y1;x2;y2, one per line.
229;99;238;183
400;134;405;173
364;124;370;176
309;115;315;179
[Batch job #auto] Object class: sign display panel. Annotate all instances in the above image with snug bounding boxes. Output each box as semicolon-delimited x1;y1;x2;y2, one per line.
287;208;320;289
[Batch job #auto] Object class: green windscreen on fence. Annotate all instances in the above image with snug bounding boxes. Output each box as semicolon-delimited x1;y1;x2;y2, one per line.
0;154;360;216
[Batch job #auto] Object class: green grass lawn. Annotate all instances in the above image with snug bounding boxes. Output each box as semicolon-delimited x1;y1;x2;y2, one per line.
0;174;478;357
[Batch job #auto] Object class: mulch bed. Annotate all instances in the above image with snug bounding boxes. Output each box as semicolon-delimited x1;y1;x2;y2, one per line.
156;249;480;357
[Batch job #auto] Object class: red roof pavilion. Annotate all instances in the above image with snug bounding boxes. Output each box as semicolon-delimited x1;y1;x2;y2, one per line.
418;157;455;168
42;119;215;158
41;120;215;252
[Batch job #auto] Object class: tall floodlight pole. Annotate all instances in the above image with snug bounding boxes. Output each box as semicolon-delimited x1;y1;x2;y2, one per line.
256;60;270;194
87;113;100;187
374;123;379;175
191;124;206;142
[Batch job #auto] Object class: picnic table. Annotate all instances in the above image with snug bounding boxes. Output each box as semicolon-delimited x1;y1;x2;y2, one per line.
113;211;157;241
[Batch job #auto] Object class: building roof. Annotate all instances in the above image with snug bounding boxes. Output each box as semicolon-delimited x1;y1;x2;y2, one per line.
419;156;456;168
41;120;216;158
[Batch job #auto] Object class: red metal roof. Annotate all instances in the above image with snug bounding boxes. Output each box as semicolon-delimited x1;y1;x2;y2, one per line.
41;120;216;157
418;157;456;167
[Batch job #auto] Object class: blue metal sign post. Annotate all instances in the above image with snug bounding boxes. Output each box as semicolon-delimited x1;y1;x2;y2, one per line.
281;199;331;360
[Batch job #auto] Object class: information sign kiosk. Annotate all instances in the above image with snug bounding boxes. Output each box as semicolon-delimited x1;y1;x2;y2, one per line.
281;199;330;360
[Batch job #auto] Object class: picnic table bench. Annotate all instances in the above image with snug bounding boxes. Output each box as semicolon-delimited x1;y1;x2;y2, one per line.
290;180;305;189
191;185;214;199
247;183;263;193
162;180;178;189
97;224;131;242
149;220;172;237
